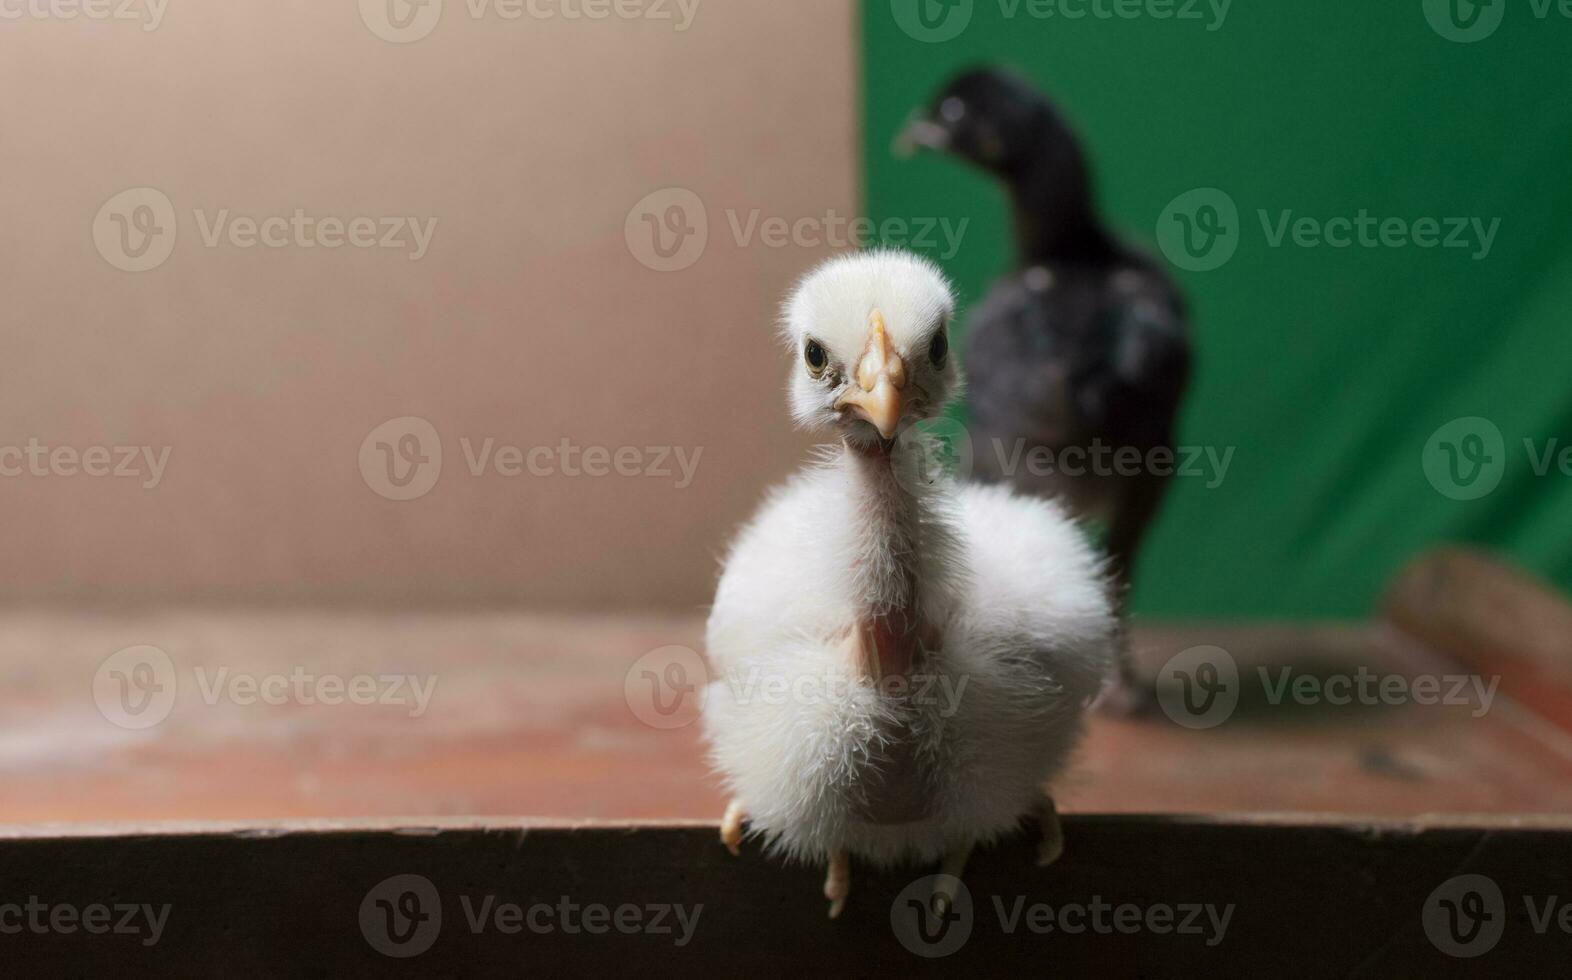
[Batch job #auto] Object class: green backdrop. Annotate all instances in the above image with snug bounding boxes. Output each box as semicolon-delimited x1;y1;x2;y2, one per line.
862;0;1572;619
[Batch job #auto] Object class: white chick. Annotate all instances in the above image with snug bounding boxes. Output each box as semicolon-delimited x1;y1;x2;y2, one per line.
702;251;1117;918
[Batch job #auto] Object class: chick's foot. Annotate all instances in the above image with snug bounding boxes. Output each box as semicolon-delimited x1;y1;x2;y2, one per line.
1037;796;1064;866
720;800;747;857
1094;656;1158;717
931;844;973;917
824;851;850;919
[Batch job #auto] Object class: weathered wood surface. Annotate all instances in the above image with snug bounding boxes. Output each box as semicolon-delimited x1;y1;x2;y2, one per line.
1387;548;1572;735
1386;548;1572;681
5;612;1572;824
1;816;1567;976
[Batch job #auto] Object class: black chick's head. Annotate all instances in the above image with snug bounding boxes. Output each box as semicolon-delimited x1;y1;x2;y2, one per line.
899;67;1056;177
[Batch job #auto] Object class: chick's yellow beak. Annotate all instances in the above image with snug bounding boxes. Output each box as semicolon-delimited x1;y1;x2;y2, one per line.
835;309;906;440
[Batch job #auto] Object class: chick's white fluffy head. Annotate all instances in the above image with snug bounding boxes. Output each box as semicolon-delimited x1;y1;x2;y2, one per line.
780;251;961;444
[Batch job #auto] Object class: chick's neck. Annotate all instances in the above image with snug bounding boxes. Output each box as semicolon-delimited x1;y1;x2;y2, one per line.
841;437;944;681
1003;120;1118;266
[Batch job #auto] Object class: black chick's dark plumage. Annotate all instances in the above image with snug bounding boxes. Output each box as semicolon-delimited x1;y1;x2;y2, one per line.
901;68;1192;708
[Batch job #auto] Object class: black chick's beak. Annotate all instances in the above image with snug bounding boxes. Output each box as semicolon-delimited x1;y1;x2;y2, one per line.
893;112;950;158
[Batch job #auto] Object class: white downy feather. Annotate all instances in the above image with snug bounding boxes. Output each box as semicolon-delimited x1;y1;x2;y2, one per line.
703;251;1116;868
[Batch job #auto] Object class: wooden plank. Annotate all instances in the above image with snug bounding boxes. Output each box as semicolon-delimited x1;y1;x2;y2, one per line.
0;817;1567;976
1386;548;1572;737
1385;548;1572;681
6;612;1572;822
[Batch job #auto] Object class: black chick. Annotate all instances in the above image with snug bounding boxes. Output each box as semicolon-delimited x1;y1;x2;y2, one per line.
899;67;1191;711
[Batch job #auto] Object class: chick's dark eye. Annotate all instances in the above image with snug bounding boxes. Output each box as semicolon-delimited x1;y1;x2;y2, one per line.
928;328;949;367
804;339;828;377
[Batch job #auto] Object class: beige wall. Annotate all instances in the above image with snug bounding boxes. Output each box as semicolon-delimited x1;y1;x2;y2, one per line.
0;0;858;608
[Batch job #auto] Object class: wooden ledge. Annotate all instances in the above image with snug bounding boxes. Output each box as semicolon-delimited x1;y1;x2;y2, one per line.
2;815;1567;975
4;811;1572;840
